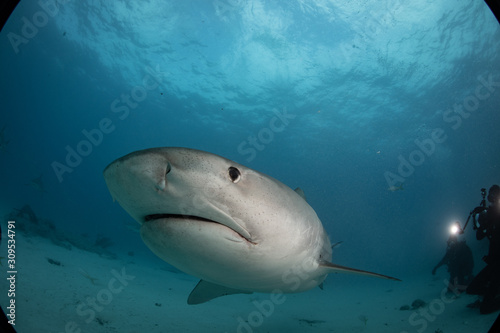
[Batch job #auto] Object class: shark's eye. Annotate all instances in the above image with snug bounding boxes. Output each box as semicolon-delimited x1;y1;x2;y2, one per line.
166;162;171;175
228;167;241;183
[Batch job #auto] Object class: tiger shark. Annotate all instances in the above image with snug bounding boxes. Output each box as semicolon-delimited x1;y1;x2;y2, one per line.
103;147;399;304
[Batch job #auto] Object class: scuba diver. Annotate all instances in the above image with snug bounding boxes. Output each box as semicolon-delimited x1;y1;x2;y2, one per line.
466;185;500;314
432;230;474;293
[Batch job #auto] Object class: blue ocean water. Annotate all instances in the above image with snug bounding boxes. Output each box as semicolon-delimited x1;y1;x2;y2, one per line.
0;0;499;332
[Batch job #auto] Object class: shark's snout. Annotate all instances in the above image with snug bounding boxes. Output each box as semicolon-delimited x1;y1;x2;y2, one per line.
103;150;174;221
103;148;253;241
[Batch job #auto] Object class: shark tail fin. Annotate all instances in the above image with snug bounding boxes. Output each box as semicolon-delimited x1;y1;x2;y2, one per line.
319;260;401;281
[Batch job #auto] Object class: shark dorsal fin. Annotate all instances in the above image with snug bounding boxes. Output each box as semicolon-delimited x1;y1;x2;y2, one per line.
187;280;252;305
294;187;307;201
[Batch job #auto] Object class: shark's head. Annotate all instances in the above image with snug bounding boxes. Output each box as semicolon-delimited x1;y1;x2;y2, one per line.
104;147;399;303
104;147;254;241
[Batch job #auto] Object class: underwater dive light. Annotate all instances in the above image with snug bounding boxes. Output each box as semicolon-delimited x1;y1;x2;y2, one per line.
449;221;462;235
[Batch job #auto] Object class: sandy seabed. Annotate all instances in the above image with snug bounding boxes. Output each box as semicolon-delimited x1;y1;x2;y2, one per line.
0;230;497;333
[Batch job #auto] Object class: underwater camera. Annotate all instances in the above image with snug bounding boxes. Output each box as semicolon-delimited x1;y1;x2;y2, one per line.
458;187;488;234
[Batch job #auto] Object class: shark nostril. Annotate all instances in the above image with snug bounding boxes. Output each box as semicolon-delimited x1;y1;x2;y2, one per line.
155;162;170;191
166;162;172;175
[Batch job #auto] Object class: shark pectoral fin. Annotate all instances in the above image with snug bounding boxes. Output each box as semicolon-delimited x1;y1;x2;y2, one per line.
319;261;401;282
187;280;253;305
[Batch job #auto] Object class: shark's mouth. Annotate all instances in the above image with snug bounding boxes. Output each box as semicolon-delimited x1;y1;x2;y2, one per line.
144;214;215;223
143;214;256;244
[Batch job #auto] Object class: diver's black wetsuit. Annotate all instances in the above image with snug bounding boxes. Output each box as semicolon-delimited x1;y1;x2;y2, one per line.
433;238;474;291
467;203;500;314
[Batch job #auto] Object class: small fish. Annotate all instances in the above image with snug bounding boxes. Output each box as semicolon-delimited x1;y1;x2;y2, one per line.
388;183;404;192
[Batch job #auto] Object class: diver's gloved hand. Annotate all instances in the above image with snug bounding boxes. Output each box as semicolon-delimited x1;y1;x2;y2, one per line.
472;206;487;214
